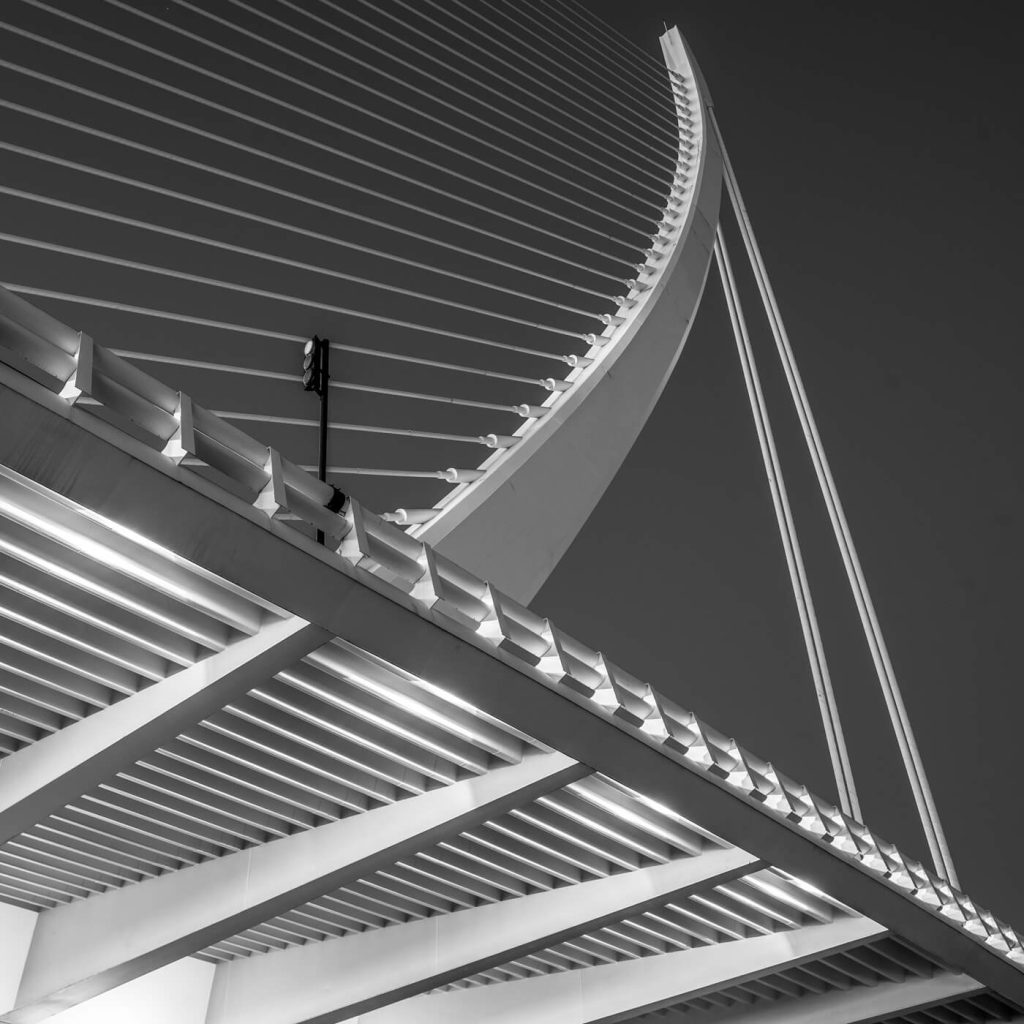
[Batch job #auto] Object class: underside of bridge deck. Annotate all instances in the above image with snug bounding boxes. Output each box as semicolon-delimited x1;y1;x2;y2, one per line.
0;357;1021;1024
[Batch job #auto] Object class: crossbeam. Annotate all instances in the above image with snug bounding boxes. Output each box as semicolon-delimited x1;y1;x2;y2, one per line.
7;752;585;1023
204;846;761;1024
0;615;329;846
358;915;886;1024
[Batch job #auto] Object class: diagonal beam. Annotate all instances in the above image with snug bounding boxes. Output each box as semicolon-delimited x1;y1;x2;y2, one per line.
6;751;586;1024
0;614;330;846
204;845;762;1024
669;971;984;1024
357;915;886;1024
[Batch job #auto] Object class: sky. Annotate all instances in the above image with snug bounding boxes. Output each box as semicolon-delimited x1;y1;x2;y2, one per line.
0;0;1021;933
537;1;1024;927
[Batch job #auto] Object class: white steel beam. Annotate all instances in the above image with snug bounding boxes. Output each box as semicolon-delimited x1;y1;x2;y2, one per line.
7;752;585;1023
660;971;983;1024
205;846;761;1024
41;959;215;1024
358;914;886;1024
0;615;330;846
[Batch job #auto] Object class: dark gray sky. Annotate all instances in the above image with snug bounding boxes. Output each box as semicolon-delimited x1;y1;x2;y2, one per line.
538;1;1024;927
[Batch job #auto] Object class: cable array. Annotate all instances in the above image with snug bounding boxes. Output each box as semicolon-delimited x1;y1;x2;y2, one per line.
715;229;860;820
711;111;959;886
0;0;678;510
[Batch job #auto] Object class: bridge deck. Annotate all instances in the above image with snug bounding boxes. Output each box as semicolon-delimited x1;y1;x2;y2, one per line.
0;302;1021;1024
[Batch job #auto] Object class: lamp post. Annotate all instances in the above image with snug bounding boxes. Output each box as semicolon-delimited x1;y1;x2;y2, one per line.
302;335;330;545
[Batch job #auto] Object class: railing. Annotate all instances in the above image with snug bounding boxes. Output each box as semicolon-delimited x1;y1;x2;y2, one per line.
0;283;349;540
1;279;1022;974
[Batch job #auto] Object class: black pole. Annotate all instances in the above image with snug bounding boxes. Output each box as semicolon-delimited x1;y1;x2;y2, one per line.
316;340;330;546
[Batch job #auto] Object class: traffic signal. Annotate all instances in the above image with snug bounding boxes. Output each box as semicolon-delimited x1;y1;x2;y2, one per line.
302;336;327;395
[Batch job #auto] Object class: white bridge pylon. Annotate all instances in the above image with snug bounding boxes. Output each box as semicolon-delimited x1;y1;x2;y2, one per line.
419;29;720;607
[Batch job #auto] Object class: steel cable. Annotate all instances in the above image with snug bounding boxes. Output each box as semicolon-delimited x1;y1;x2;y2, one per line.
0;141;610;319
331;0;678;176
528;0;671;103
98;0;663;233
445;0;681;145
390;0;682;170
547;0;670;83
716;228;860;821
498;0;680;135
713;111;959;885
5;286;554;387
271;0;677;193
166;0;669;213
0;70;632;285
0;236;576;363
110;353;516;414
0;187;592;340
213;412;483;446
10;6;649;253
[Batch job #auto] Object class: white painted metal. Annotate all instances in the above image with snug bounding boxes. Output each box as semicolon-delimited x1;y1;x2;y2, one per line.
417;27;721;604
42;960;214;1024
204;847;760;1024
0;904;35;1015
357;916;886;1024
0;616;328;846
8;753;584;1023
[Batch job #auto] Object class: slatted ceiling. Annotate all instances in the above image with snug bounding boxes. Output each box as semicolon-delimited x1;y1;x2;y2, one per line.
0;566;544;918
0;617;141;696
213;699;446;797
161;731;370;819
129;751;309;835
540;790;671;863
0;482;269;641
194;709;395;804
439;868;854;993
622;937;947;1023
198;776;712;963
254;677;479;785
0;522;222;654
855;990;1024;1024
0;594;169;683
912;993;1024;1024
0;470;288;756
568;775;717;856
6;710;515;910
237;690;447;792
33;813;181;879
275;665;496;774
0;556;201;668
311;638;531;763
6;832;145;891
5;488;1022;1014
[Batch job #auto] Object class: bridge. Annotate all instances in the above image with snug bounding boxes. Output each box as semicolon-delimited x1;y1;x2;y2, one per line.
0;3;1020;1023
